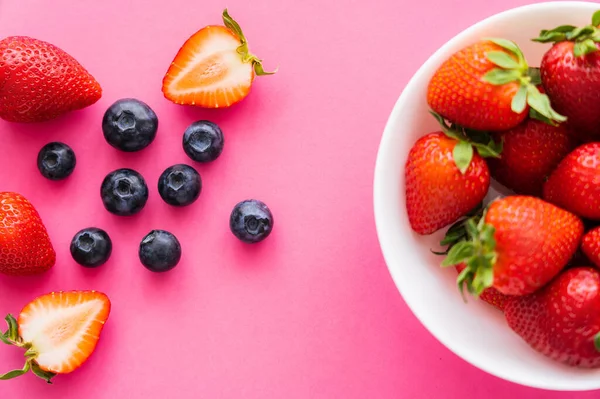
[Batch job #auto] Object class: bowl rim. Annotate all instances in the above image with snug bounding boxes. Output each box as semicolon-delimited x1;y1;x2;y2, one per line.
373;0;600;391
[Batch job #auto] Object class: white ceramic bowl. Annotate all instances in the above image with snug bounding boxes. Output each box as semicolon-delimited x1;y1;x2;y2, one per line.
374;1;600;391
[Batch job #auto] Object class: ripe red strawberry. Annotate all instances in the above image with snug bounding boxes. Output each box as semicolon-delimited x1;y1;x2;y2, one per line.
442;195;583;296
0;192;55;276
162;9;276;108
0;291;111;382
455;263;508;311
582;226;600;269
544;142;600;220
533;11;600;139
426;38;564;131
487;117;577;196
0;36;102;123
405;113;500;235
505;267;600;368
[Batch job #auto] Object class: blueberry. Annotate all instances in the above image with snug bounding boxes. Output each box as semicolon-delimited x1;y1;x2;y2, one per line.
229;199;274;243
158;164;202;207
70;227;112;268
37;142;76;180
139;230;181;272
183;120;224;162
101;168;149;216
102;98;158;152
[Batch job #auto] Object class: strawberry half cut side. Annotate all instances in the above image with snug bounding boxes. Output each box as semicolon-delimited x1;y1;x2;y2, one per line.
162;9;277;108
0;291;111;383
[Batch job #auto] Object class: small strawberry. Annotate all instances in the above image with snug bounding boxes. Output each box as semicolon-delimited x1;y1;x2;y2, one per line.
405;112;500;235
0;291;111;382
505;267;600;368
455;263;508;311
0;36;102;123
582;226;600;269
487;117;577;196
0;192;55;276
442;195;583;296
426;38;564;131
544;142;600;220
162;9;276;108
533;10;600;139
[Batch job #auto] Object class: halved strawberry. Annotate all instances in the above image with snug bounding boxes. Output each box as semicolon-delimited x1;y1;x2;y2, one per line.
162;9;276;108
0;291;111;383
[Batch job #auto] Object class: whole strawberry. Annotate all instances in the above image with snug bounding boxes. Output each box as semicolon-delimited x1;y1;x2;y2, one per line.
505;267;600;368
427;38;564;131
443;195;583;296
533;11;600;138
487;117;577;196
544;142;600;220
0;192;55;275
582;226;600;269
0;36;102;123
405;113;499;235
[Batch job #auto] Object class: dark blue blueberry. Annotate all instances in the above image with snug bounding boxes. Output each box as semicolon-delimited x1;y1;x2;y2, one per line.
139;230;181;272
37;142;76;180
70;227;112;268
101;168;149;216
158;164;201;207
229;199;274;243
182;120;224;163
102;98;158;152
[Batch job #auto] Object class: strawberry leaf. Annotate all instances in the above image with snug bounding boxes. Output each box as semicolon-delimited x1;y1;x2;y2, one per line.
486;51;519;69
511;85;528;114
30;362;55;384
526;85;567;123
595;331;600;352
574;39;599;57
441;241;475;267
483;68;521;85
0;332;11;346
0;361;30;381
5;315;18;342
594;10;600;28
527;67;542;85
529;108;558;126
484;38;525;65
452;141;473;175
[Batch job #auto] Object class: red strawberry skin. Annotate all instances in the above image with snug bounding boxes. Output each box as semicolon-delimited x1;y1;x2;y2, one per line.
427;41;527;131
455;264;508;311
0;192;55;275
505;267;600;368
541;41;600;139
486;196;583;295
0;36;102;123
488;118;577;196
582;226;600;270
405;132;490;235
544;143;600;220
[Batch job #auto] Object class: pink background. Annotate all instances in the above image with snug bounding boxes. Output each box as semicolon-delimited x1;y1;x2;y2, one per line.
0;0;598;398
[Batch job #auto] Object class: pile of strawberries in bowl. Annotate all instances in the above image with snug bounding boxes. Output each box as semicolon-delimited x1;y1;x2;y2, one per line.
375;1;600;391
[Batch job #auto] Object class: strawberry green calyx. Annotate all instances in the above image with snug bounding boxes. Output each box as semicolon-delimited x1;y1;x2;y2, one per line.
533;10;600;57
595;332;600;352
0;314;55;384
482;37;566;124
222;9;278;76
429;111;503;174
441;212;497;298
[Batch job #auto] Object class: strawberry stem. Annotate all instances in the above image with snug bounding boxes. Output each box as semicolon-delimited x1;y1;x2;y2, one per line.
222;9;278;76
